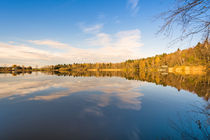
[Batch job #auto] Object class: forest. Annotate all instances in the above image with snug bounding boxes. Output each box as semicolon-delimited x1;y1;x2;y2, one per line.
0;65;32;72
40;42;209;72
0;42;209;72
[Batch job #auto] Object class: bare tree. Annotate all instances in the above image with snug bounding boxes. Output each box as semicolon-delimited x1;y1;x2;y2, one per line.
158;0;210;43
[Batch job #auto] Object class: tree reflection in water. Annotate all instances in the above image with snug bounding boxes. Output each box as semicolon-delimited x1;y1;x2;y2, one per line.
39;70;209;101
165;102;210;140
0;71;209;139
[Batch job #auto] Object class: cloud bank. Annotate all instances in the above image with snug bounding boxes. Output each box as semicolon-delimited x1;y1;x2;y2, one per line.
28;40;69;49
0;28;143;66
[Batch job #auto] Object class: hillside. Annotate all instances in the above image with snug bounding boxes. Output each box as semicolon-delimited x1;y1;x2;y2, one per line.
40;42;209;72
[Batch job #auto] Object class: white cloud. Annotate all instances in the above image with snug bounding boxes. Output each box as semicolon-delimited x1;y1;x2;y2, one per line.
86;33;111;47
0;42;62;66
0;29;143;66
128;0;139;15
28;40;69;49
82;24;104;34
85;29;143;61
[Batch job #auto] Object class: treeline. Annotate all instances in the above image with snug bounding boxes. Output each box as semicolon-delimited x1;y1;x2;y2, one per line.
0;65;32;72
41;62;127;71
41;42;209;72
134;41;209;71
1;42;209;72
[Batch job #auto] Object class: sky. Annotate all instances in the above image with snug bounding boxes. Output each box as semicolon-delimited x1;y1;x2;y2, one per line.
0;0;200;66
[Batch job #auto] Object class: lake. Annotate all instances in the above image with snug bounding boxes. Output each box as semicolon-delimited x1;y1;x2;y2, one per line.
0;72;209;140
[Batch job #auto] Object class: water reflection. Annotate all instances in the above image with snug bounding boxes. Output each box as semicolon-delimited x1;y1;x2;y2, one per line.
167;102;210;140
0;72;209;140
0;73;143;110
43;70;210;100
3;70;209;101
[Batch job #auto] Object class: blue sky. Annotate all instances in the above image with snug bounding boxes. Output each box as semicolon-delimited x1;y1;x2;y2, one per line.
0;0;200;66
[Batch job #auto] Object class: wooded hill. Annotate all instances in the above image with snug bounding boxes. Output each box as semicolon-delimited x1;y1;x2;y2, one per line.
41;42;209;72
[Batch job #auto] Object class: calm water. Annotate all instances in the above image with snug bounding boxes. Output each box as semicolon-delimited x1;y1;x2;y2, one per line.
0;72;209;140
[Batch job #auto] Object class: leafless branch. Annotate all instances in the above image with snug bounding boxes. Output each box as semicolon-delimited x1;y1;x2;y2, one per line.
158;0;210;43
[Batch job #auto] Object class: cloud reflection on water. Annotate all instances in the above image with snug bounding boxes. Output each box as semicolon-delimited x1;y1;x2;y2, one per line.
0;73;143;110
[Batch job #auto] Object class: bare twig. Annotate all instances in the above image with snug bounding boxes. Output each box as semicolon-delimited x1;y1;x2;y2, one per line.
158;0;210;43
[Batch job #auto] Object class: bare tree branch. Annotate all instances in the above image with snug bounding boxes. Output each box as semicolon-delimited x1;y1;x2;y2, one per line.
158;0;210;43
